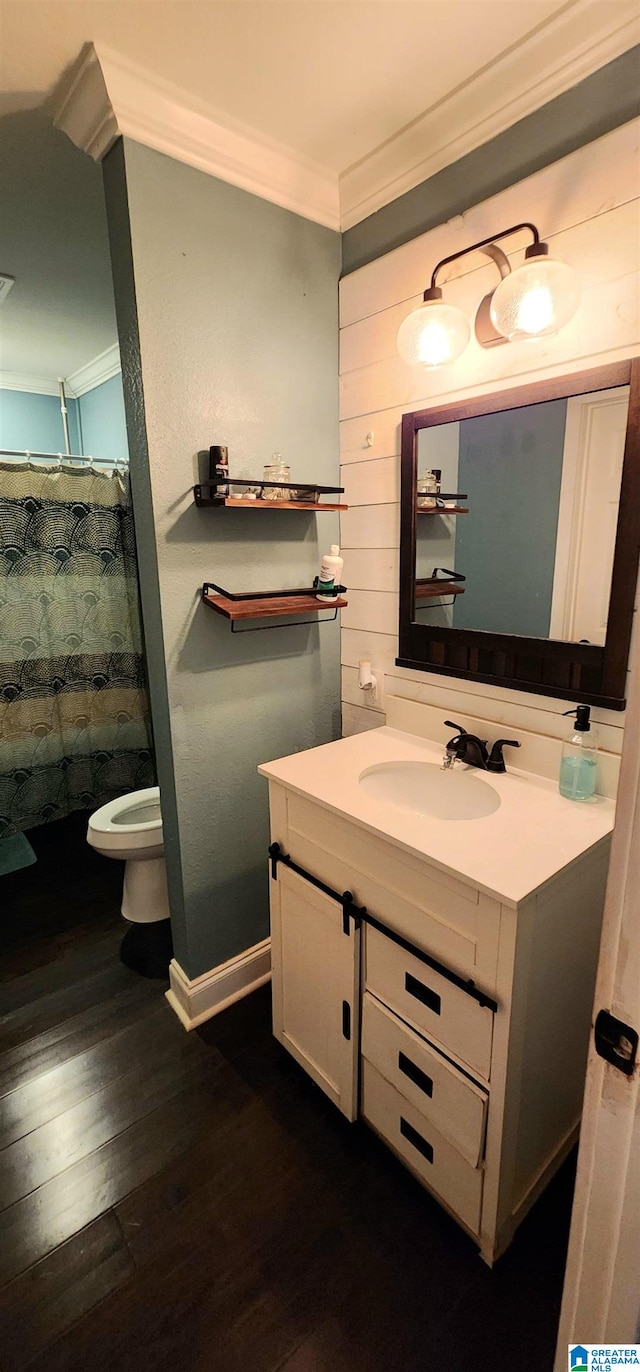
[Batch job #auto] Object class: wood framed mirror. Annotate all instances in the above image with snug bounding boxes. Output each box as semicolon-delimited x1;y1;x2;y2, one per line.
398;358;640;710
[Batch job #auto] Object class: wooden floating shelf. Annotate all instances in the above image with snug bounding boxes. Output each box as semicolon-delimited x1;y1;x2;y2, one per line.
194;475;346;510
196;495;348;510
417;506;468;516
201;582;347;625
204;592;348;620
415;581;465;599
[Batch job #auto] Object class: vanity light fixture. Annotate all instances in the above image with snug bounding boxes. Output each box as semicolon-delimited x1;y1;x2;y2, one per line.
396;222;580;368
396;290;470;368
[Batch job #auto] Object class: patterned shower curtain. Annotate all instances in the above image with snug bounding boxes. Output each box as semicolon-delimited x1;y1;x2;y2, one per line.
0;460;154;838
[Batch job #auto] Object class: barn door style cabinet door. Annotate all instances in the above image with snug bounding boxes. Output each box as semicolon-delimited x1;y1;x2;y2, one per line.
269;858;360;1121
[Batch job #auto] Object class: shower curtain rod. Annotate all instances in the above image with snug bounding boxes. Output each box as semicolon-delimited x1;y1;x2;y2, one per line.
0;448;128;468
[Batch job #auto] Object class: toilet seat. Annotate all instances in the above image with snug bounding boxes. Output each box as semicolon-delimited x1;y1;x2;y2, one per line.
88;786;162;855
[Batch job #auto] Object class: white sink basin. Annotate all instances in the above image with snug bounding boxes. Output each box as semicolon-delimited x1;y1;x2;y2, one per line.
358;760;501;822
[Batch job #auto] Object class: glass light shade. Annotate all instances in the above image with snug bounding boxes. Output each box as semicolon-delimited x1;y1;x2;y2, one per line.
397;300;470;368
489;256;580;340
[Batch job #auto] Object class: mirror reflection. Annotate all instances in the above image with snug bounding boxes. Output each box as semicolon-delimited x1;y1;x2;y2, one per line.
415;385;629;645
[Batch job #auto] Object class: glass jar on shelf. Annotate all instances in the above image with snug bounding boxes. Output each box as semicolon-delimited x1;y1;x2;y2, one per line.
262;454;291;500
417;470;440;508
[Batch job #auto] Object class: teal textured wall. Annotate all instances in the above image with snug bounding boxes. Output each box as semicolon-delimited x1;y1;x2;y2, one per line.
0;389;80;453
102;141;186;952
103;138;341;979
77;374;128;461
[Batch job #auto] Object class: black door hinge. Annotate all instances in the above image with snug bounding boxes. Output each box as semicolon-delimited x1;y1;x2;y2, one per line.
594;1009;638;1076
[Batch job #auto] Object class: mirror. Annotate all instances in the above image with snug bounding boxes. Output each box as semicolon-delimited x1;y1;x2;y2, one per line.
399;359;640;709
415;386;629;644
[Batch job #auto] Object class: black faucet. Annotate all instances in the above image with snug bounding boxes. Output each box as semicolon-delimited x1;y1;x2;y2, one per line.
443;720;521;772
443;721;489;770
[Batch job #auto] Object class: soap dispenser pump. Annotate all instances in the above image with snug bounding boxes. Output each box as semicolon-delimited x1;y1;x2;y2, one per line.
559;706;598;801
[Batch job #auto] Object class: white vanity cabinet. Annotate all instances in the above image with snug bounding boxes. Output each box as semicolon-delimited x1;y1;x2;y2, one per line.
265;775;610;1265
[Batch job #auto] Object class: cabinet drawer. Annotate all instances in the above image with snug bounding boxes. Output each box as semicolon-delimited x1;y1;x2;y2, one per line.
361;1062;483;1235
361;993;488;1167
365;925;494;1081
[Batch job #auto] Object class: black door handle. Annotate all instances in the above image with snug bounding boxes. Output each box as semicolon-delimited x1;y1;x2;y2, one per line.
595;1008;638;1075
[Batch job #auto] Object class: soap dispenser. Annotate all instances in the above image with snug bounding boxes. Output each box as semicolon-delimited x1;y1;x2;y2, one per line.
559;706;598;801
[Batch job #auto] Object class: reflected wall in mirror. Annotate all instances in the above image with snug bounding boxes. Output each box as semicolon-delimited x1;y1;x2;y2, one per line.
399;359;640;709
415;386;629;645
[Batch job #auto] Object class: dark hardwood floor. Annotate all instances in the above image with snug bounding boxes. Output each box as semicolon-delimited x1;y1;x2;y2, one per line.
0;818;573;1371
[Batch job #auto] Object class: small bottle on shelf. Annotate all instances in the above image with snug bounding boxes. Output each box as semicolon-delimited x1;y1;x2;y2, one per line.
316;545;344;602
210;444;229;497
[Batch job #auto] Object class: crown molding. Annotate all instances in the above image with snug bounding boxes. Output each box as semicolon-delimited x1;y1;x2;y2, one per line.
52;44;119;161
53;43;340;231
66;343;121;396
339;1;640;230
51;12;639;239
0;372;62;396
0;345;120;399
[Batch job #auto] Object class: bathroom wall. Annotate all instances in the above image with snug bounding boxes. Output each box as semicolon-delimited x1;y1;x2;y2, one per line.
342;45;640;274
77;373;128;461
0;109;119;380
454;399;567;638
0;387;81;454
0;377;128;462
339;117;640;756
103;138;341;980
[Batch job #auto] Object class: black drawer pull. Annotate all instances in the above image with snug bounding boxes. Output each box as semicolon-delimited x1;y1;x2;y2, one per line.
405;973;441;1016
342;1000;351;1041
400;1117;433;1164
398;1051;433;1098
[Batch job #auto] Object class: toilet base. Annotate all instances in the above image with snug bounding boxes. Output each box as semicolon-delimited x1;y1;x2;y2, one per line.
120;920;173;979
122;855;170;923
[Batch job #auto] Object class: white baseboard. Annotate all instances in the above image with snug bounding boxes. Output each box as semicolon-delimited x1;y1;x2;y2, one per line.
165;937;271;1031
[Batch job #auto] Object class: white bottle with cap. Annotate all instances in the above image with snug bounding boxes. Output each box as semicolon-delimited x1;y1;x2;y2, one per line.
316;545;344;602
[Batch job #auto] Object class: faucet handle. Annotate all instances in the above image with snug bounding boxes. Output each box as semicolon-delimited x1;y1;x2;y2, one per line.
487;738;521;773
444;720;467;735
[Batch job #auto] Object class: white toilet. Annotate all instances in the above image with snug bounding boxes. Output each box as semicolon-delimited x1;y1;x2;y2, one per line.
87;786;169;924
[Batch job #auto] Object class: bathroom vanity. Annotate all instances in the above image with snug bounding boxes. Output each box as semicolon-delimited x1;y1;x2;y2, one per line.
259;698;615;1265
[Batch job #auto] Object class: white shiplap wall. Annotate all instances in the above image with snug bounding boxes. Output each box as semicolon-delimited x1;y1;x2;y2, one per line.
339;118;640;755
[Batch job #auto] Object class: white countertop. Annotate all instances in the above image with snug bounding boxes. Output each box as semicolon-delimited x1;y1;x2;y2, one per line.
258;725;615;906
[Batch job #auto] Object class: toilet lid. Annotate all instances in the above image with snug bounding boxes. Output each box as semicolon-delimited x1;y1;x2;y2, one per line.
89;786;162;834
